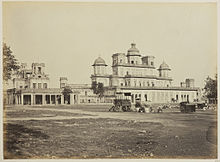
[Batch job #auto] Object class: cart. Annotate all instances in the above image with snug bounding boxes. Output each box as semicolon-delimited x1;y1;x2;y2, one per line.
109;99;131;112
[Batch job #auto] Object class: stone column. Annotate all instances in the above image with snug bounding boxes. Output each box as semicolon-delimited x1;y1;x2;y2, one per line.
49;95;52;105
55;95;58;105
33;94;35;105
76;95;79;104
21;94;24;105
9;95;11;104
61;95;64;105
31;94;34;105
19;95;21;104
11;95;13;104
70;93;74;105
42;94;45;105
15;95;18;105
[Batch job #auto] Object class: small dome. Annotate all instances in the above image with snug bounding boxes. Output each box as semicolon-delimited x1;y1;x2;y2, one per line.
127;43;140;55
159;61;170;70
93;57;107;66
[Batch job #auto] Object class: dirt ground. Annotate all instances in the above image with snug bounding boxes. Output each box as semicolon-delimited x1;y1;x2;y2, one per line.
3;104;217;159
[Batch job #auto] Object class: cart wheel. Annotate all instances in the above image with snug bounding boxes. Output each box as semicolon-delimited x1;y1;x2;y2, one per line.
109;106;114;112
114;106;118;112
127;106;131;111
122;106;127;112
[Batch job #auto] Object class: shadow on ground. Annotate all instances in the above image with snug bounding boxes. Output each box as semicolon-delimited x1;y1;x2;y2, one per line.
4;123;49;159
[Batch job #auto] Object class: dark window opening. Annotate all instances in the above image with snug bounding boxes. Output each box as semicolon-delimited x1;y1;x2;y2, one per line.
46;95;50;104
145;94;147;101
43;83;47;89
23;95;31;105
38;67;41;73
35;95;42;105
38;83;42;89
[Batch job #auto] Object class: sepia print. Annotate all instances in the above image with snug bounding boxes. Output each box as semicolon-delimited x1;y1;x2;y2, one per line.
2;1;218;160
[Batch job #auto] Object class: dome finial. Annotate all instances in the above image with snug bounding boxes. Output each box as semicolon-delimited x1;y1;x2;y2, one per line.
127;43;140;55
131;43;136;48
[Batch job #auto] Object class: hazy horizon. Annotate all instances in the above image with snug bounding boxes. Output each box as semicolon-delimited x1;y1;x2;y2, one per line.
3;2;217;88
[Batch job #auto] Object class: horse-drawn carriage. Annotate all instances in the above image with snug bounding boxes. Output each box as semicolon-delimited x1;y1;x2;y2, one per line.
109;99;132;112
180;102;196;113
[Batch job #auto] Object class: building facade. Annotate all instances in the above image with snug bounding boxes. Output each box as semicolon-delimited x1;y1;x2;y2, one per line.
91;43;200;103
5;63;66;105
5;43;200;106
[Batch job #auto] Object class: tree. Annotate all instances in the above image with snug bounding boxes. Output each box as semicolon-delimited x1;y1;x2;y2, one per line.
203;75;217;102
62;86;73;104
3;43;20;81
91;81;105;98
97;82;104;98
91;81;98;94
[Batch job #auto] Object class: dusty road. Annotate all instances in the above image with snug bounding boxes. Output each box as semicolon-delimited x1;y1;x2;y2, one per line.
3;105;217;159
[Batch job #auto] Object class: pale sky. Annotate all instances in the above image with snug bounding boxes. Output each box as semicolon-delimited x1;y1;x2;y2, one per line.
3;2;217;88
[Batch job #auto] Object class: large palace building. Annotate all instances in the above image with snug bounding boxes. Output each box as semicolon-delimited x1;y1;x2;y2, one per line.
5;43;200;106
91;43;200;104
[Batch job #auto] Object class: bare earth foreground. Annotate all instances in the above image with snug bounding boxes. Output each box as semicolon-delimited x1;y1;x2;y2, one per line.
3;104;217;159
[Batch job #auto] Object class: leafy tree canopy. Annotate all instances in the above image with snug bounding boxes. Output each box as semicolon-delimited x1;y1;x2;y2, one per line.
3;43;20;81
62;86;73;96
203;75;217;100
91;81;105;97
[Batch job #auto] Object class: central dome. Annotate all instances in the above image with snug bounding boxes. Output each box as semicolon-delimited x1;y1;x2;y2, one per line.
159;61;170;70
127;43;140;56
93;57;107;66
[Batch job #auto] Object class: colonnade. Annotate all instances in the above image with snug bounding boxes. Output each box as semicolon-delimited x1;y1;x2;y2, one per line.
9;93;79;105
